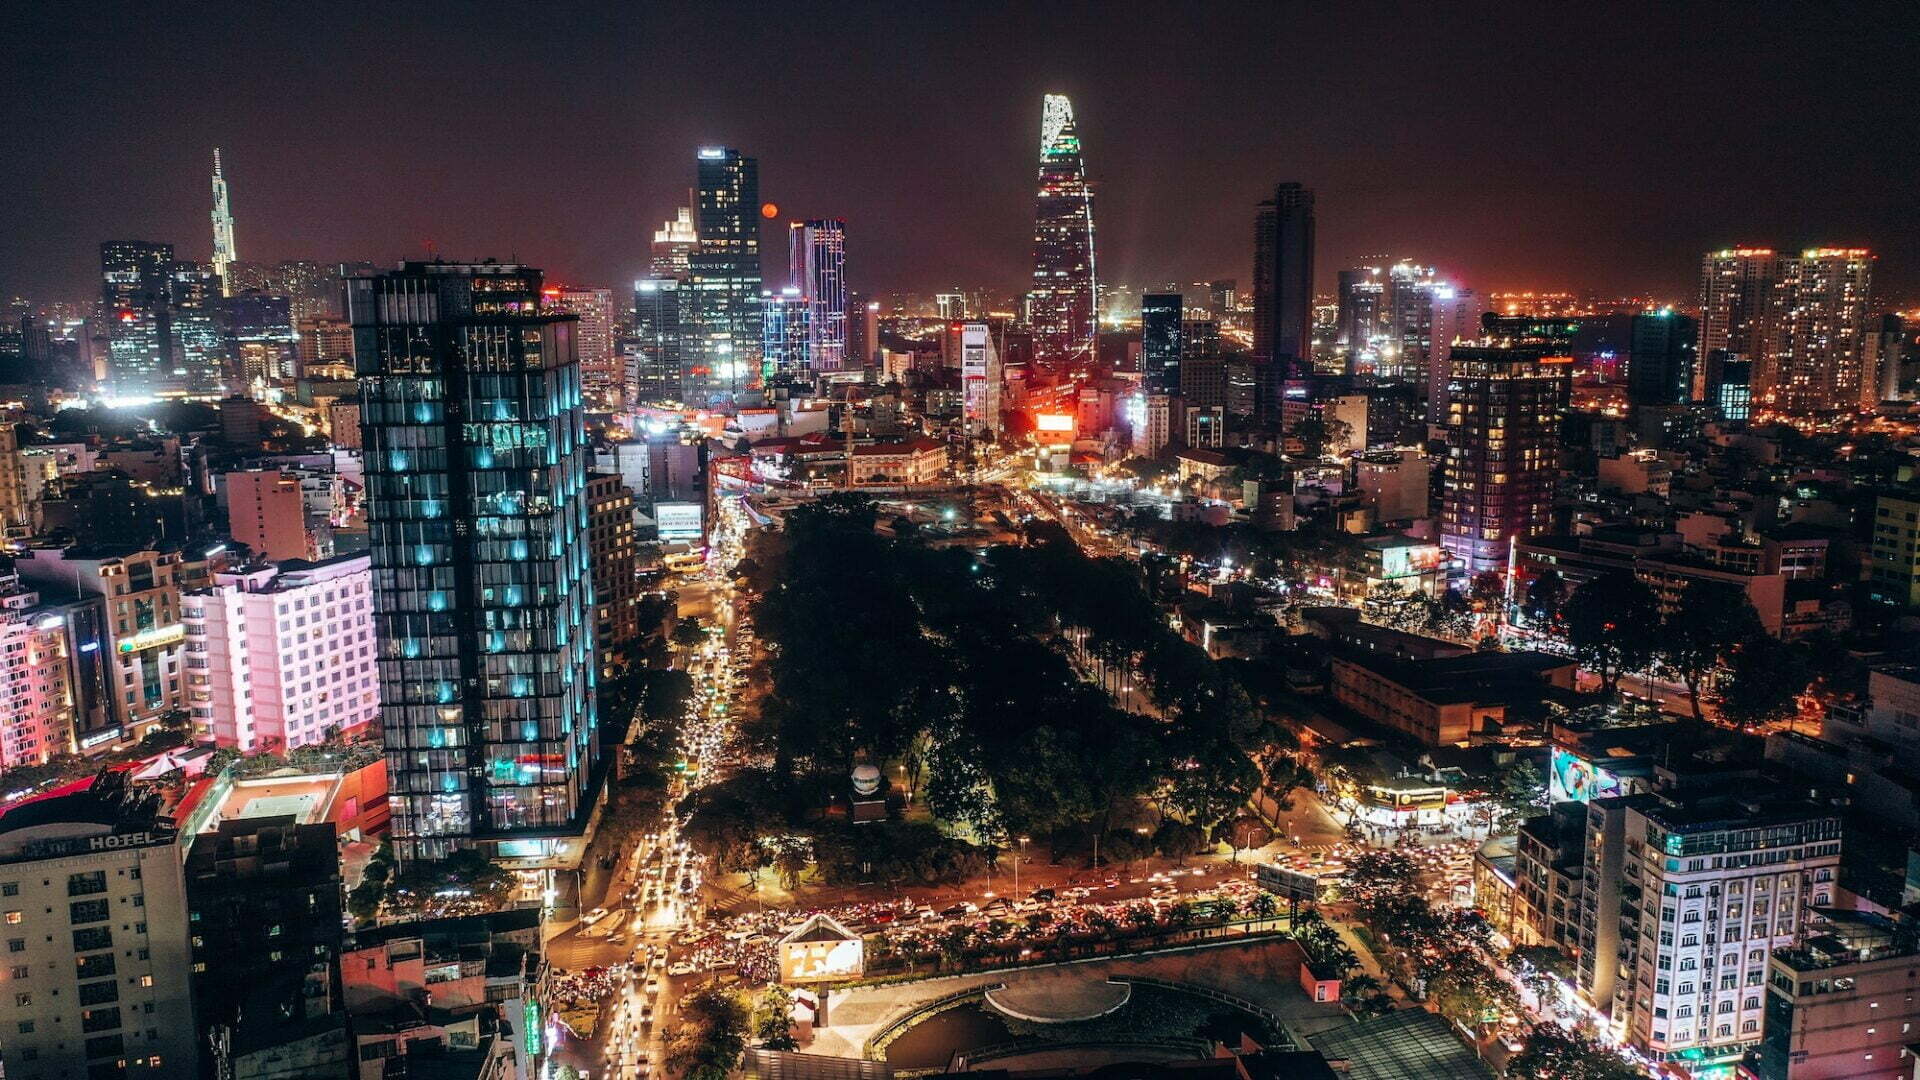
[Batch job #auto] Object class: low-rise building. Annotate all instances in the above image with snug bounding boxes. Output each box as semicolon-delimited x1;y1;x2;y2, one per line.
848;438;948;488
1330;650;1577;746
1750;911;1920;1080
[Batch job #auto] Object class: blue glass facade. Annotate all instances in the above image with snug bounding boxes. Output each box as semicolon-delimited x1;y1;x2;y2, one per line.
350;262;599;862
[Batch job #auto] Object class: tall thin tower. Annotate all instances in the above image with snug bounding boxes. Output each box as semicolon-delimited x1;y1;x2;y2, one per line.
210;148;238;296
1028;94;1097;370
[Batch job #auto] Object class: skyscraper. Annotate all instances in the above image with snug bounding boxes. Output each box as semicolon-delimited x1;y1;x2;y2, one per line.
1027;94;1098;369
1426;286;1478;420
1383;262;1440;382
1628;308;1698;409
631;277;683;403
788;219;847;371
1438;316;1572;575
650;200;698;276
961;322;1003;439
760;287;811;378
684;148;762;403
1253;182;1315;368
210;148;238;295
1140;292;1183;395
1696;248;1781;395
1773;249;1874;414
100;240;175;397
349;261;600;865
548;286;617;405
1335;267;1382;354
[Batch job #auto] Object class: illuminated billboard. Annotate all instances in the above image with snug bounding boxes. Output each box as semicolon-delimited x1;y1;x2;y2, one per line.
1548;747;1626;804
655;501;704;542
1380;543;1443;580
1034;413;1075;433
778;914;864;984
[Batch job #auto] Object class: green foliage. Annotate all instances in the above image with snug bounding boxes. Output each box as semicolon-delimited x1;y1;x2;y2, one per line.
809;821;987;887
1712;633;1812;728
752;985;799;1051
1292;910;1359;976
664;986;750;1078
1564;570;1661;694
1506;1023;1642;1079
1655;580;1763;721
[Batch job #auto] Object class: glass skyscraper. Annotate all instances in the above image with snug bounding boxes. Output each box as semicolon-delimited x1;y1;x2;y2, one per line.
684;147;762;404
100;240;177;398
1028;94;1098;369
1140;292;1183;394
760;288;811;380
349;261;600;865
1253;182;1316;369
788;219;846;371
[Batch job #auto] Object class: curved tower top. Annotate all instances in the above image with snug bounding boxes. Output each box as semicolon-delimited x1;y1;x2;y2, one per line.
1028;95;1097;370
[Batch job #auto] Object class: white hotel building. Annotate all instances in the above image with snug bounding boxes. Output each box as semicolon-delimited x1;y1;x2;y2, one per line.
182;553;377;751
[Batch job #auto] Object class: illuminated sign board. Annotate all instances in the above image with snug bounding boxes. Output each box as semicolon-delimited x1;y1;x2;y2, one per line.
117;624;184;653
1034;413;1075;433
655;501;704;542
1379;543;1443;580
778;914;865;984
1548;747;1626;804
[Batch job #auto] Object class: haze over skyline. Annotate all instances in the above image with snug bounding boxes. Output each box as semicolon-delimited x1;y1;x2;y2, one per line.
4;2;1916;304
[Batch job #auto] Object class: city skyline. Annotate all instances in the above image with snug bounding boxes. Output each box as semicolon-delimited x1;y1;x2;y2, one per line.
2;4;1915;306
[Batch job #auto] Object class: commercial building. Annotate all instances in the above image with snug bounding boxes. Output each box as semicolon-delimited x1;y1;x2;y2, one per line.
547;286;617;406
1869;490;1920;608
1329;650;1576;746
848;439;948;488
15;547;193;742
760;287;812;377
684;147;762;403
1630;309;1699;408
223;469;310;562
349;261;601;865
1753;912;1920;1080
788;219;847;372
960;322;1003;439
629;276;684;403
1028;95;1098;369
1141;292;1183;395
186;815;348;1080
181;552;377;752
585;472;640;682
100;241;178;398
1253;182;1315;368
650;203;698;277
1438;320;1572;575
0;580;80;768
1355;449;1430;523
0;770;200;1080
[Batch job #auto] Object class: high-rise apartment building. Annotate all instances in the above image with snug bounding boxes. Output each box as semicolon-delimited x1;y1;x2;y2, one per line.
960;322;1003;439
1629;309;1699;409
1438;319;1571;575
224;469;310;562
1869;490;1920;608
685;148;762;403
1604;793;1841;1069
788;219;847;371
1697;248;1782;395
181;552;377;751
1252;182;1316;368
548;286;617;406
16;547;191;740
1426;286;1479;420
100;241;177;397
1335;267;1383;355
1028;94;1098;369
0;771;200;1080
630;277;683;403
0;579;79;768
1140;292;1183;395
585;472;639;682
210;148;237;295
1383;262;1440;383
1696;248;1876;415
349;261;601;865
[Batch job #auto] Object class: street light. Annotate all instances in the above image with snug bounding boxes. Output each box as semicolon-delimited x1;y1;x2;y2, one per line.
1015;836;1029;896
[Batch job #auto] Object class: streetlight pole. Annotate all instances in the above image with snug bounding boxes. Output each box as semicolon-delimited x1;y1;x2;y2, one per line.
1015;837;1028;896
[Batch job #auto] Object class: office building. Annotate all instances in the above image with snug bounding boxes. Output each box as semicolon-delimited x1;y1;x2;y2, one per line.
169;262;226;392
1607;793;1841;1069
1182;404;1225;449
1383;262;1440;383
684;148;762;403
209;149;237;295
1141;292;1183;395
849;295;879;370
1438;321;1572;575
295;316;354;371
1426;286;1479;419
630;277;683;403
15;547;192;741
100;241;177;397
1028;94;1098;369
1252;182;1315;367
650;201;698;277
585;472;639;682
788;219;847;371
0;770;199;1080
187;816;348;1080
1180;354;1227;410
224;469;310;562
760;288;812;378
548;286;617;406
960;322;1003;439
1629;309;1699;408
1869;490;1920;608
349;261;601;865
1336;267;1383;357
1706;352;1753;421
1129;393;1171;457
181;552;377;751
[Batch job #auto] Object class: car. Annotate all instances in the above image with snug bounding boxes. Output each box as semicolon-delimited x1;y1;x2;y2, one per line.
644;977;660;995
938;903;972;918
640;1004;654;1024
668;961;696;976
1029;888;1056;902
585;907;608;922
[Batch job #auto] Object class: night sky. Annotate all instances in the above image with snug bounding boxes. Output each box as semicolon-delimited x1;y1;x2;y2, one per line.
4;2;1916;305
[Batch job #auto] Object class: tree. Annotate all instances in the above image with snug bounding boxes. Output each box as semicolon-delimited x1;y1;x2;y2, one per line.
1262;754;1312;812
671;616;707;649
1225;814;1273;862
1492;757;1547;831
1712;634;1811;729
1153;820;1206;865
752;985;799;1051
664;986;750;1079
1564;570;1660;695
1506;1023;1641;1080
1656;580;1762;721
1292;910;1359;976
1522;569;1565;627
1341;973;1394;1017
1468;570;1505;610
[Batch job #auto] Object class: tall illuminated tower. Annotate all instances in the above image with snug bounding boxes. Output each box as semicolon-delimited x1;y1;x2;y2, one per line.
685;147;762;403
788;219;847;371
349;261;601;866
1027;94;1098;370
210;148;238;296
1253;182;1315;369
